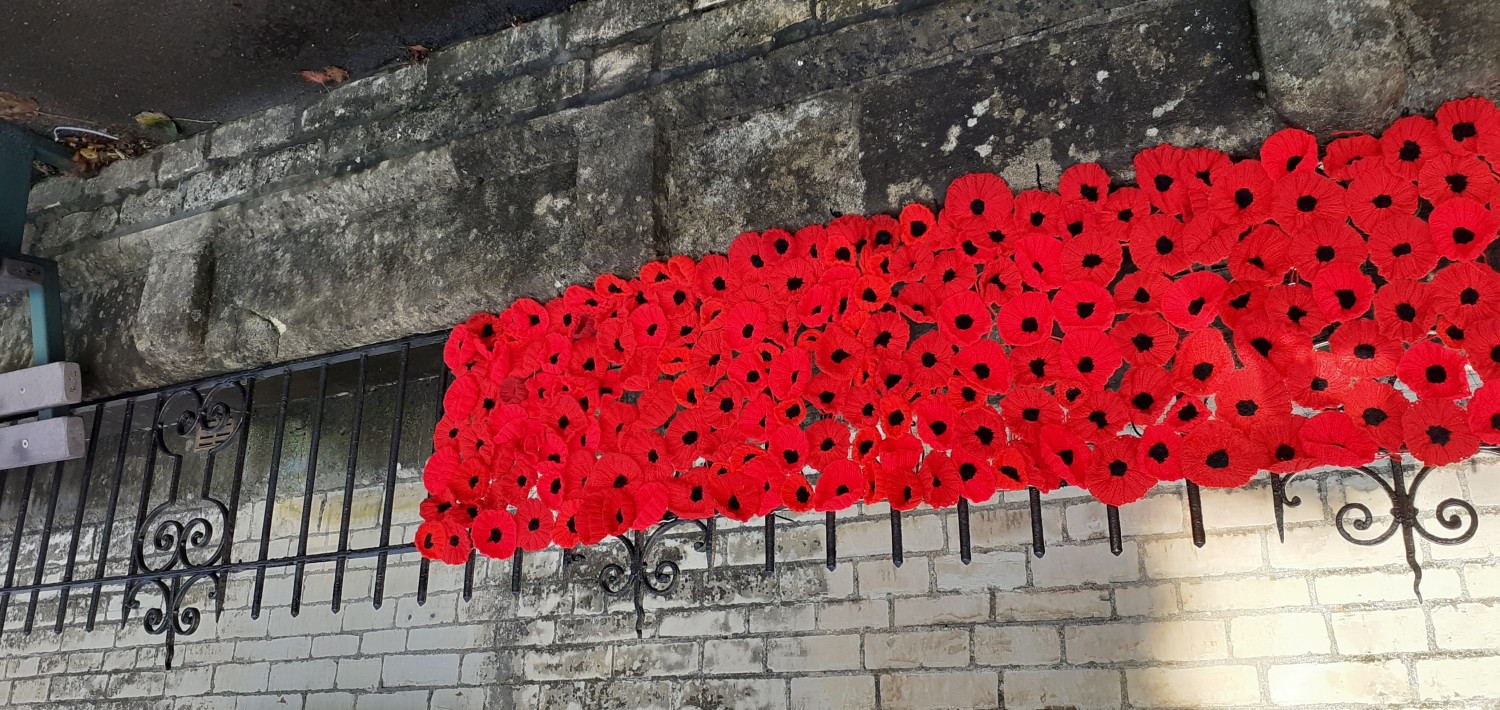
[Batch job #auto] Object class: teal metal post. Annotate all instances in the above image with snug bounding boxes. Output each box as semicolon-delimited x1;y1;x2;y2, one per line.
0;120;71;368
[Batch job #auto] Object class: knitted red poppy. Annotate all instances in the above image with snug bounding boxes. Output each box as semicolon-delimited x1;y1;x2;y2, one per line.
1129;214;1193;276
1418;153;1496;206
1113;271;1171;315
1209;160;1275;227
1118;366;1176;427
1429;198;1498;262
1431;262;1500;327
1436;97;1500;155
1300;411;1380;467
1466;382;1500;445
513;498;556;552
1162;271;1228;330
1052;280;1116;331
1398;341;1471;401
1380;115;1441;178
1181;420;1263;488
1404;398;1480;467
1084;436;1157;506
1060;328;1122;391
1136;425;1183;481
1260;127;1320;180
1323;133;1382;181
1311;263;1375;322
471;509;518;560
1339;379;1408;452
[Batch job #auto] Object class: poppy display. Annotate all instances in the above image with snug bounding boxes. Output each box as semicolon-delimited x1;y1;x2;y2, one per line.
417;99;1500;562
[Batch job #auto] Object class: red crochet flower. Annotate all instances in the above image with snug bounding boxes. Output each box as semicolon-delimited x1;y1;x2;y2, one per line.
1323;133;1382;181
1467;382;1500;445
1182;420;1262;488
1300;411;1380;467
472;509;518;560
1428;198;1497;262
1209;159;1274;227
1137;425;1183;481
1084;436;1157;506
1397;341;1471;401
1174;328;1233;397
1287;219;1366;283
1113;271;1171;314
1118;366;1176;427
1404;398;1480;467
1328;319;1401;378
514;498;556;552
1346;169;1417;233
1228;224;1292;284
1340;379;1408;452
1059;162;1111;207
1260;127;1319;179
1436;97;1500;155
813;459;864;512
1431;262;1500;327
1161;271;1228;330
937;290;993;346
1380;115;1440;178
1136;144;1190;215
1059;328;1121;391
1129;214;1193;276
1271;173;1347;233
1311;264;1375;322
1052;280;1116;331
945;173;1014;230
996;291;1054;347
416;518;471;565
1418;153;1495;205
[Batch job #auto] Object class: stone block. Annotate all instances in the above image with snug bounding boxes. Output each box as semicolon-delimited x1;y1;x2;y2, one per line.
1229;612;1331;658
1127;666;1261;707
994;589;1111;622
1114;583;1178;617
336;657;382;690
27;175;84;213
750;604;816;633
960;505;1062;549
865;629;970;669
523;647;611;681
210;105;297;160
882;671;999;710
679;678;787;710
85;152;157;198
790;674;877;710
818;599;889;630
973;625;1061;666
1065;619;1227;663
1179;576;1309;611
658;609;745;637
213;662;270;693
837;513;944;557
658;0;812;69
1314;569;1462;604
1066;495;1183;539
767;634;862;672
1031;541;1139;587
1145;532;1264;578
433;16;560;86
588;42;652;90
704;638;764;674
614;641;699;677
566;0;691;48
381;653;460;687
1418;657;1500;701
856;559;930;596
933;551;1026;591
302;64;428;131
1268;661;1412;706
893;594;989;625
1333;608;1429;655
267;659;338;691
1432;601;1500;650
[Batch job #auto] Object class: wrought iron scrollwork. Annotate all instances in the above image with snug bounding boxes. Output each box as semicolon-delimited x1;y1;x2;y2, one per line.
584;515;713;637
124;382;246;668
1277;456;1478;600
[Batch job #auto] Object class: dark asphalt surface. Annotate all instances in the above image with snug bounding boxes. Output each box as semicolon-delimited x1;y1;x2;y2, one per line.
0;0;578;128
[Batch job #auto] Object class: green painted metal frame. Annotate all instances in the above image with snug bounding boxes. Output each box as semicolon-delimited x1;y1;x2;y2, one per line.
0;120;74;369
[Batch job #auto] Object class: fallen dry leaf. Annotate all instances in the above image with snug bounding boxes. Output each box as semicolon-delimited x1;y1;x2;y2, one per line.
0;91;39;119
404;45;431;63
323;66;350;83
301;69;329;84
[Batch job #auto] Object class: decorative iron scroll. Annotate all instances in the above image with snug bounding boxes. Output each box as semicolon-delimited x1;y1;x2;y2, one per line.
123;382;246;669
576;514;714;638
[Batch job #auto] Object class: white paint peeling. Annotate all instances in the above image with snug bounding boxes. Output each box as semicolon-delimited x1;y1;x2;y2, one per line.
1096;70;1110;82
940;125;962;154
1151;98;1183;118
971;98;991;117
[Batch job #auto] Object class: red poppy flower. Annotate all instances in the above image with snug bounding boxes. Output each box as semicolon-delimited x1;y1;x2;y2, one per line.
514;498;555;552
1060;328;1121;391
1380;115;1440;178
1285;350;1354;410
1257;416;1320;475
1312;264;1375;322
923;250;979;300
1272;173;1348;235
1067;389;1129;443
916;453;963;509
1418;153;1496;205
1466;381;1500;445
1002;386;1065;439
1181;420;1263;488
1429;197;1497;261
1119;365;1176;427
420;489;459;524
1114;271;1171;314
1340;379;1408;451
1161;271;1228;330
1107;314;1174;369
723;301;768;351
471;509;518;560
1227;312;1293;372
1136;144;1190;215
1404;398;1480;466
767;347;813;402
1179;147;1233;208
813;459;864;512
1398;341;1471;401
988;446;1029;491
1099;187;1152;240
1037;424;1091;488
955;407;1007;460
1431;262;1500;327
1323;133;1383;181
1174;328;1233;396
875;463;924;511
415;518;471;565
1437;97;1500;155
1462;317;1500;380
1053;378;1090;408
1163;394;1207;433
1060;231;1123;286
1013;235;1066;289
1210;160;1275;228
1216;366;1288;434
1328;320;1400;378
1261;127;1319;180
1052;280;1115;331
977;256;1023;308
1218;281;1267;331
1129;214;1193;276
1372;279;1435;343
1060;162;1112;207
1084;436;1157;506
996;291;1054;347
500;298;550;342
776;471;813;513
423;447;463;497
1300;410;1380;467
936;291;993;346
900;203;938;245
668;467;716;520
1366;215;1438;282
1137;425;1183;481
946;173;1014;230
1012;189;1066;237
903;331;954;392
1346;169;1418;233
552;499;584;548
910;399;957;452
1288;219;1366;283
1264;284;1328;337
704;470;758;522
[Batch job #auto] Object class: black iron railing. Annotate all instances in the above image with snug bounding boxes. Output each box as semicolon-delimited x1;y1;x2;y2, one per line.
0;331;1487;665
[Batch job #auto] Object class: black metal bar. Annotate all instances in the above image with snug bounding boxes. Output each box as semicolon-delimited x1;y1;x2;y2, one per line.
291;363;330;617
216;379;256;619
252;372;293;619
332;356;368;614
957;498;971;564
1106;505;1122;556
764;514;775;576
416;367;450;607
462;550;474;602
510;549;523;596
825;511;836;570
0;466;36;633
373;344;411;609
890;508;904;568
1270;473;1301;543
88;398;135;631
56;407;105;632
127;396;164;585
1028;487;1046;558
25;460;64;633
1186;481;1205;547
